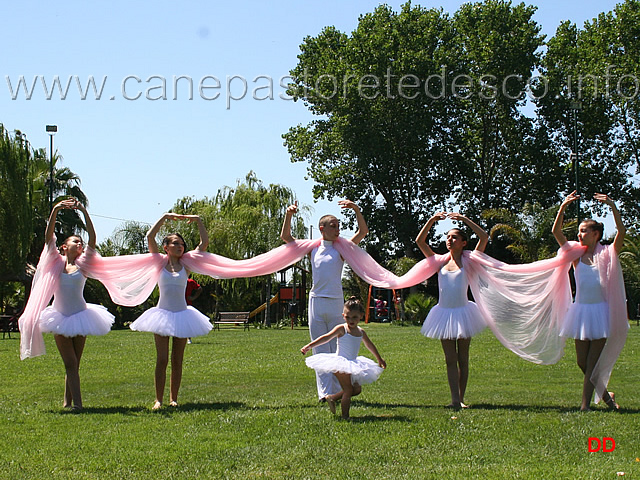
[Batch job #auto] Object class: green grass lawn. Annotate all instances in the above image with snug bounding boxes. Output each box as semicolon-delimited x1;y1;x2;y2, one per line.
1;323;638;479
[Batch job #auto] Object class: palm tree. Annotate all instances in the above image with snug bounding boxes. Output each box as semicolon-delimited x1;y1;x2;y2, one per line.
28;148;89;261
483;203;563;263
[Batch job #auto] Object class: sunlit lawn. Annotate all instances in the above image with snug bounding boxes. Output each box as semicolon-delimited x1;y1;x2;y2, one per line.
1;322;638;479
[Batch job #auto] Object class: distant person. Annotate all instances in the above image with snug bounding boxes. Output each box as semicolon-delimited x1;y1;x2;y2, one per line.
185;277;203;344
281;200;368;402
301;297;385;419
416;212;489;409
19;199;114;410
553;191;627;411
130;213;212;410
374;294;388;317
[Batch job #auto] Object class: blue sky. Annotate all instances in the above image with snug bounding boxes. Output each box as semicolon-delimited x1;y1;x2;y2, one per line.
1;0;621;243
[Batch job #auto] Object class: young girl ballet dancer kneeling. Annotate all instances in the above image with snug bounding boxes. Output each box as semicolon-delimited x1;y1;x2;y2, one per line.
301;297;386;419
416;212;489;409
129;213;213;410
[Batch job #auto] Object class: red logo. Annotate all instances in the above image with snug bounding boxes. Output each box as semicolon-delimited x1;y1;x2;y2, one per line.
588;437;616;452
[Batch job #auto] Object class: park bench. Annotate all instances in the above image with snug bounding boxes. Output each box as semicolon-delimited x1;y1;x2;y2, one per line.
1;315;17;339
214;311;250;331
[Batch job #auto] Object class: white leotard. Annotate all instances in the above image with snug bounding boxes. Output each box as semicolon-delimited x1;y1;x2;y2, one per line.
436;268;469;308
157;268;188;312
574;261;605;304
52;270;87;316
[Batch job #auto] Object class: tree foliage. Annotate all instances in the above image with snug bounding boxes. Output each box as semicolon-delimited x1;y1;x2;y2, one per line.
284;0;640;261
0;125;88;283
536;0;640;222
284;1;572;258
0;125;33;283
98;172;308;318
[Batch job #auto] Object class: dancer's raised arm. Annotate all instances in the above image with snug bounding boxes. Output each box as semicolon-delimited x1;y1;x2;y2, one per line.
552;190;579;247
594;193;625;253
280;202;298;244
339;200;368;244
45;199;76;243
76;201;96;249
416;212;446;258
448;213;489;252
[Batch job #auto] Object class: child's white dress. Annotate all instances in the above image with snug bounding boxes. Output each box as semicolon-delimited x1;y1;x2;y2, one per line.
130;268;212;338
305;325;383;385
421;267;486;340
559;261;609;340
39;269;114;337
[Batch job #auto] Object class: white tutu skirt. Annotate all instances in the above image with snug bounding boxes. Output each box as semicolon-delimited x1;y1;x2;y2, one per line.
559;301;609;340
305;354;384;385
421;302;486;340
39;304;114;337
130;306;212;338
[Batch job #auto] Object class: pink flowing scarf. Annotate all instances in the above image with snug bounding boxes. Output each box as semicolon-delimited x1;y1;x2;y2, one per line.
590;243;628;402
462;241;628;402
462;242;586;365
19;236;444;358
18;238;65;359
81;237;447;304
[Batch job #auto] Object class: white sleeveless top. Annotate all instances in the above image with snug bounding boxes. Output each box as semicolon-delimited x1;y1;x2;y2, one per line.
52;269;87;316
157;267;188;312
575;261;605;304
437;267;469;308
310;240;344;299
336;328;362;360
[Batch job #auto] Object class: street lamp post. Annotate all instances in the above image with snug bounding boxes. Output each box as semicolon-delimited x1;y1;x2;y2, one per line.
46;125;57;212
570;101;582;221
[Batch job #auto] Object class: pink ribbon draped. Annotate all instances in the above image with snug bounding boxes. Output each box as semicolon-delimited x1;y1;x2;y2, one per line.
462;242;587;365
18;238;65;359
20;234;627;395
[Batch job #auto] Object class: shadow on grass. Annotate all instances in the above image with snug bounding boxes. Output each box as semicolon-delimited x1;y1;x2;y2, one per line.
355;400;640;414
54;401;246;415
354;400;447;410
451;403;640;414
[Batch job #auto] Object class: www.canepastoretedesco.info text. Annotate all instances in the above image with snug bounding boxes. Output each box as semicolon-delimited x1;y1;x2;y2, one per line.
5;74;296;109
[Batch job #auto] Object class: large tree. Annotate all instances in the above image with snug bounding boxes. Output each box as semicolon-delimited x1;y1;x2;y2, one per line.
284;3;456;257
0;126;33;283
535;0;640;222
284;1;565;258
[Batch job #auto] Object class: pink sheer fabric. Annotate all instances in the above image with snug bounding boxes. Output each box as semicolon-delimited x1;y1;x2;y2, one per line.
18;238;65;359
590;243;628;403
21;233;626;396
78;237;446;306
462;241;627;401
332;237;449;288
462;242;587;365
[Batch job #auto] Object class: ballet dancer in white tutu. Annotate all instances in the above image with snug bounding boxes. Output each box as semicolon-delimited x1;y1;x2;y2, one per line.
416;212;489;409
553;192;627;411
130;213;212;410
24;199;114;410
301;297;386;419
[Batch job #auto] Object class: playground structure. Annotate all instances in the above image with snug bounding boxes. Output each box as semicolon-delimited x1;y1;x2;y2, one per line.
365;285;402;323
248;264;309;328
245;264;406;327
